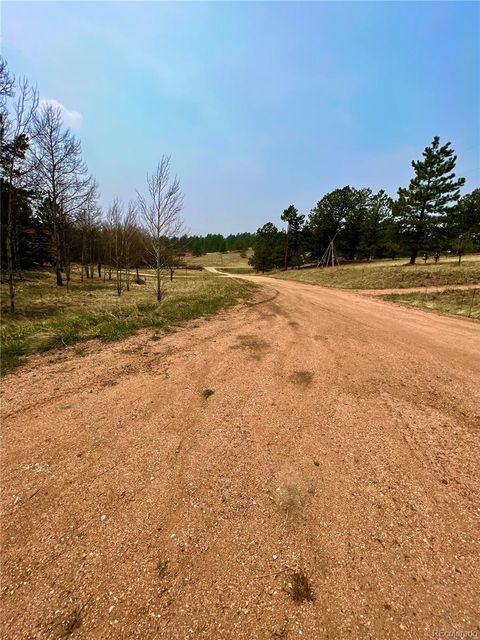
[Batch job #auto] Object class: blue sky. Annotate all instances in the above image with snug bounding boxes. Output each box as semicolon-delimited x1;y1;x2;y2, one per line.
2;1;479;234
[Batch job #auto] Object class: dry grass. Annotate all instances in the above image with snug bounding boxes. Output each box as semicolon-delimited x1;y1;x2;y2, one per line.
269;255;480;290
0;267;256;375
383;288;480;320
187;249;253;269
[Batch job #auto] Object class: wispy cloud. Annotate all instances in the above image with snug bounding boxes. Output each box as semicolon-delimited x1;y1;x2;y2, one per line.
39;98;83;130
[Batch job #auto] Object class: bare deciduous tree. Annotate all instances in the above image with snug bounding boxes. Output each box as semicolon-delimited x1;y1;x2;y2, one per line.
137;155;183;303
31;104;93;287
0;57;15;101
123;202;137;292
76;183;101;281
106;197;124;296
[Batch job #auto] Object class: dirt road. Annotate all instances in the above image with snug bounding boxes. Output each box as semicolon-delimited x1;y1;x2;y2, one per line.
1;276;479;639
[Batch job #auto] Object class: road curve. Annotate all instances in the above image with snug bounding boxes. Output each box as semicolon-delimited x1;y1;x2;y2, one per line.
1;276;479;639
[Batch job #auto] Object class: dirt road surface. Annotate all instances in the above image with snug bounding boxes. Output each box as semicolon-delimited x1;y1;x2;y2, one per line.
1;276;479;639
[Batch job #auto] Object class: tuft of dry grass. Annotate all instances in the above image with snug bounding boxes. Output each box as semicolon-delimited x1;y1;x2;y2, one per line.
60;608;83;637
287;570;314;603
289;370;314;386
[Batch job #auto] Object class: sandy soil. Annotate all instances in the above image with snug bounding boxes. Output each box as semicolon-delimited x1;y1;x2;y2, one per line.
1;276;479;640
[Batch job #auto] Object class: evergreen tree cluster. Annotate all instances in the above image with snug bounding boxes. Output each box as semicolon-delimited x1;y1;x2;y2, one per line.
171;232;255;257
249;138;479;271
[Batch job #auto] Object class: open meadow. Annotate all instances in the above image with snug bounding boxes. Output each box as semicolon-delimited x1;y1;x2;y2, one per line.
0;267;256;375
187;249;254;273
269;254;480;290
383;288;480;320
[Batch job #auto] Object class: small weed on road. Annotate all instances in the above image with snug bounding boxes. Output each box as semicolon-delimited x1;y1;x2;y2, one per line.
288;570;314;603
157;560;169;579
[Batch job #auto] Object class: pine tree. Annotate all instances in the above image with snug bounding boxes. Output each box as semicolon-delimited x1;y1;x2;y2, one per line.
359;189;392;261
394;136;465;264
281;205;305;269
308;186;362;258
448;189;480;264
249;223;285;272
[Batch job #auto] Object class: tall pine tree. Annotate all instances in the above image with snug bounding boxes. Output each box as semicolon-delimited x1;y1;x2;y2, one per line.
394;136;465;264
281;205;305;269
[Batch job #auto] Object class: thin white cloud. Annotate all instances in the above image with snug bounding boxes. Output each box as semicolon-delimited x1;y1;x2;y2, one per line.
39;98;83;130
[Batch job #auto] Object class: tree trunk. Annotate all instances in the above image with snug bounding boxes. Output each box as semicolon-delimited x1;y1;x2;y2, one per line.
64;238;71;291
55;240;63;286
156;246;162;303
284;228;290;270
81;236;86;282
6;182;16;313
410;204;427;265
52;221;64;286
116;268;121;296
65;264;71;291
98;262;102;278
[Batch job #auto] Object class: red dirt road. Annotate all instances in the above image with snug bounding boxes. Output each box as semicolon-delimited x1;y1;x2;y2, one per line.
1;276;479;639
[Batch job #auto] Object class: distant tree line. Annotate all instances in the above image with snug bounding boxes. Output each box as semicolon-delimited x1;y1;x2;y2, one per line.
250;138;480;271
0;57;184;312
178;232;255;257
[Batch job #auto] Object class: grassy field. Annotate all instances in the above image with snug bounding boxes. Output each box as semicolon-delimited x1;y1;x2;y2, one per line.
383;288;480;320
187;249;253;270
0;268;256;375
269;255;480;290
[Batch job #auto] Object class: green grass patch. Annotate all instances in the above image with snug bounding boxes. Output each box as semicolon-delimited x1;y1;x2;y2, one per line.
383;288;480;320
1;267;256;375
269;255;480;290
